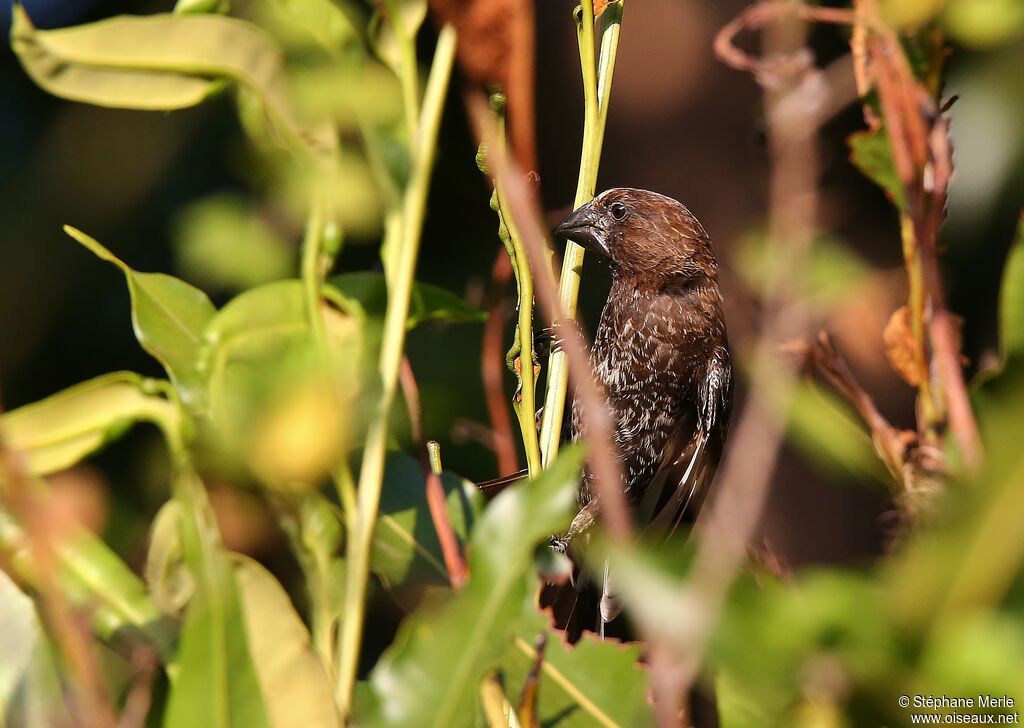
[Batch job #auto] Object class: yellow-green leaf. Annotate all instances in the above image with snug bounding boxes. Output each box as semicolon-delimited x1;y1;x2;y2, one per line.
234;556;340;728
0;372;179;476
11;7;312;151
65;226;216;410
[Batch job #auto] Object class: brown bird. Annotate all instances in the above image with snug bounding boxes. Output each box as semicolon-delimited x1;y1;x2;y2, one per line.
547;187;733;637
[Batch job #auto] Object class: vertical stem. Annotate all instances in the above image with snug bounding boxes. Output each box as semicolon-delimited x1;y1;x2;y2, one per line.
301;191;328;352
334;26;456;718
539;1;623;468
494;111;542;475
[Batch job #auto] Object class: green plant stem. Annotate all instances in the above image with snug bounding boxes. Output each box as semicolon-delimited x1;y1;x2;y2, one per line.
493;115;542;477
538;0;623;468
334;25;456;718
301;191;329;352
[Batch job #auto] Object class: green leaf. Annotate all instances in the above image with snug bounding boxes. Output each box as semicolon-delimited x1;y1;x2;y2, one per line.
173;195;292;293
500;610;652;727
998;214;1024;366
326;272;486;328
175;0;229;15
848;129;908;211
734;232;870;315
358;446;585;728
0;507;174;662
195;280;361;482
11;8;315;151
11;6;219;110
0;570;72;727
165;468;270;728
372;451;483;589
66;227;216;410
0;371;180;476
146;501;194;616
368;0;427;76
233;556;340;728
943;0;1024;48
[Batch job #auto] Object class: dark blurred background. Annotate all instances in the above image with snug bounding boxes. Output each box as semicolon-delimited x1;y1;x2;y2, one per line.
1;0;1022;581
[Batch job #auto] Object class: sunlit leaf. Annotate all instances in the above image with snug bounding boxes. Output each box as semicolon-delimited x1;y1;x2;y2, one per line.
326;272;486;328
173;195;293;293
372;451;482;589
358;446;585;728
0;372;179;476
234;556;340;728
165;468;270;728
943;0;1024;48
174;0;229;15
848;129;908;211
368;0;427;78
11;8;319;153
66;226;216;410
0;570;71;728
195;280;361;486
500;609;652;727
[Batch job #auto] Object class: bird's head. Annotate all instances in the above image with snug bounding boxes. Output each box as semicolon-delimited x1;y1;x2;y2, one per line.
554;188;718;284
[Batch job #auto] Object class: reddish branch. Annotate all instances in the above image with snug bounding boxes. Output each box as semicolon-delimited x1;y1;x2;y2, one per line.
481;252;521;475
863;20;983;472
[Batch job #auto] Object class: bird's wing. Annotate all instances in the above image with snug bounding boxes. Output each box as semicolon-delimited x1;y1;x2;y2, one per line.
644;346;732;538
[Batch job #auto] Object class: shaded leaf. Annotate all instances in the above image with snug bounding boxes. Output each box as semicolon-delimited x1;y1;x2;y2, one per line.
326;272;486;328
0;570;72;728
359;446;585;728
233;556;340;728
848;129;908;211
165;468;270;728
66;227;216;410
372;451;482;589
500;609;652;728
0;372;180;476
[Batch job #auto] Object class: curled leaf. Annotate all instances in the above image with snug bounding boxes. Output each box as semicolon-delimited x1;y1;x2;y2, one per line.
884;305;926;387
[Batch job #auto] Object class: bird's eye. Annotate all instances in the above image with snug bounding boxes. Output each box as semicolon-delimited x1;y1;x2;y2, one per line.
609;201;628;220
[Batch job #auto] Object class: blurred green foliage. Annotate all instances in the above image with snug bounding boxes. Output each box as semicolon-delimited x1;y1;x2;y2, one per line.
1;0;1023;726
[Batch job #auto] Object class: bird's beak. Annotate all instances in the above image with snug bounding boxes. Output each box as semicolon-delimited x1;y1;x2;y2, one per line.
555;202;609;258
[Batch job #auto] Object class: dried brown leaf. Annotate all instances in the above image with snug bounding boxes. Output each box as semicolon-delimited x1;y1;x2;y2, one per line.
884;305;926;386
